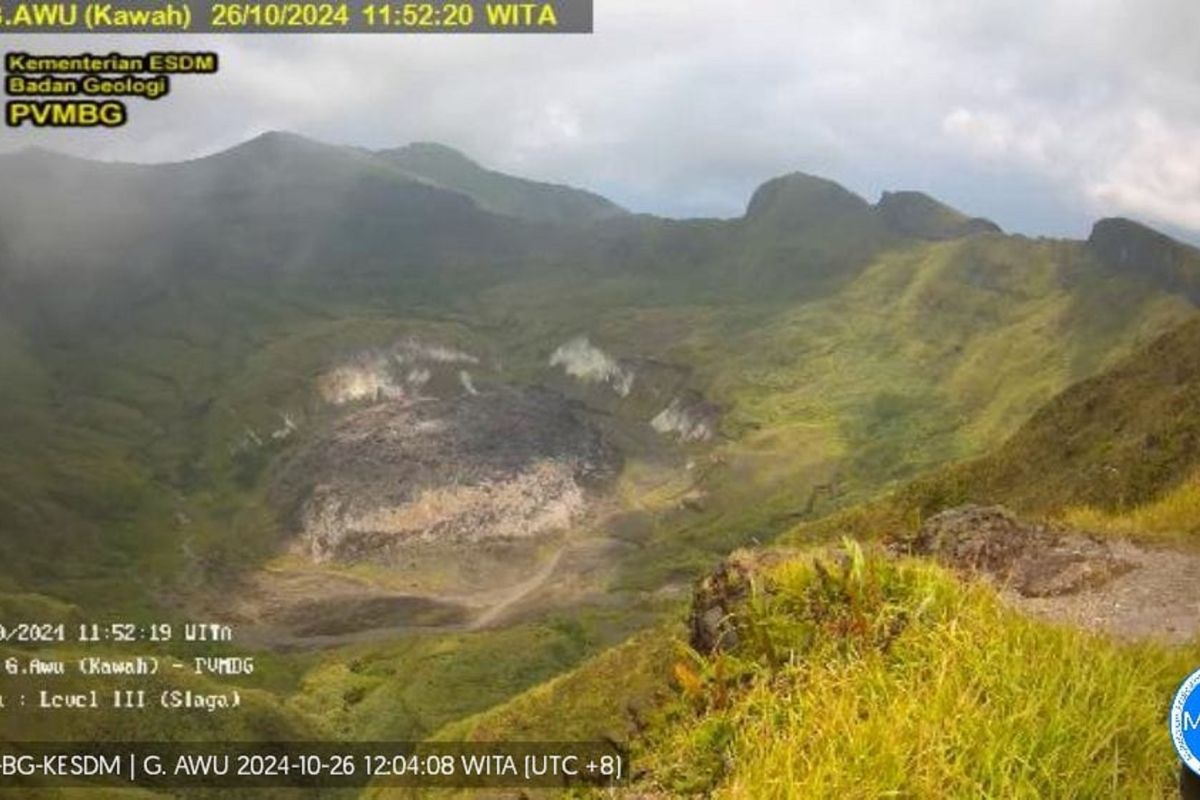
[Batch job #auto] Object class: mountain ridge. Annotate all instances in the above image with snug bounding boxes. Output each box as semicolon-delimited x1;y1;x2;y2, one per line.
875;189;1004;240
2;132;1200;758
377;140;627;225
437;303;1200;799
3;133;1196;253
1088;216;1200;301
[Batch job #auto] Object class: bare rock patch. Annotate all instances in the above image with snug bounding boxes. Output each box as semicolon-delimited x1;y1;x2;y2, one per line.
905;504;1134;597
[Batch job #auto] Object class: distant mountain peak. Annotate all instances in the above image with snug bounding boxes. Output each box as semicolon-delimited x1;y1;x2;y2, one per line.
377;140;625;225
13;144;58;159
249;129;309;144
745;173;1003;241
180;131;367;179
219;129;343;158
876;190;1002;240
386;141;479;165
1087;217;1200;301
1089;216;1180;250
745;172;871;225
3;145;99;167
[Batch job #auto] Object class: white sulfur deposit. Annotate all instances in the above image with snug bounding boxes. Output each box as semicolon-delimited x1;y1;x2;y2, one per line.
406;367;432;389
393;337;479;365
651;399;715;442
549;336;634;397
317;356;405;405
318;337;482;406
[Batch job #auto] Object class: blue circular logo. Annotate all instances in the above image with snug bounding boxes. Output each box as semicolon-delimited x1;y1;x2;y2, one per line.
1171;668;1200;776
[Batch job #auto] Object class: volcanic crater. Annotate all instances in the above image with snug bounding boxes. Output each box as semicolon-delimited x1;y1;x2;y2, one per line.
272;386;620;565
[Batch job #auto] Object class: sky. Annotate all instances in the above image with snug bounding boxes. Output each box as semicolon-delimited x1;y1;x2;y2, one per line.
2;0;1199;241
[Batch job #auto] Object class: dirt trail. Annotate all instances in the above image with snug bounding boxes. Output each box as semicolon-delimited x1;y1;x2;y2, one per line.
1003;539;1200;644
222;543;573;650
468;546;566;630
911;505;1200;644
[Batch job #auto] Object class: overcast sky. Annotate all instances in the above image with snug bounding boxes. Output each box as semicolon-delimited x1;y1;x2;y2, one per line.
2;0;1199;240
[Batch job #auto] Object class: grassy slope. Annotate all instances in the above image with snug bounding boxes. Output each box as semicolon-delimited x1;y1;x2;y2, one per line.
436;546;1195;797
2;144;1193;602
285;605;673;742
378;142;625;224
0;233;1193;754
2;142;1199;760
960;312;1200;513
787;313;1200;548
464;229;1194;583
442;313;1200;797
707;235;1191;490
1063;469;1200;542
638;548;1194;798
433;626;680;744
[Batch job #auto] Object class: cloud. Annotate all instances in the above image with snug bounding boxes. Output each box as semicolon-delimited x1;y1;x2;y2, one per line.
1087;112;1200;231
1;0;1198;238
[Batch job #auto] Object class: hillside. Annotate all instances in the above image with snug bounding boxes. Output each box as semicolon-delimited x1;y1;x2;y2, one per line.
378;141;626;224
789;312;1200;548
446;543;1198;797
442;312;1200;797
876;190;1003;240
1;134;1199;760
1090;216;1200;302
945;311;1200;514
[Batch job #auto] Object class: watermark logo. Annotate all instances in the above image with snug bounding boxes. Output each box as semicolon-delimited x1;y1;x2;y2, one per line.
1170;668;1200;775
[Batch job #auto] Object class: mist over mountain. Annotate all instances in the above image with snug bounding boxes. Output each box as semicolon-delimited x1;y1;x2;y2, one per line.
378;140;627;224
1;132;1198;756
5;133;1194;313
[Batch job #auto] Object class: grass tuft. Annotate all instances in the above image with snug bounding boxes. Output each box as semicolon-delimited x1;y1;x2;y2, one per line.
1062;469;1200;544
635;546;1195;798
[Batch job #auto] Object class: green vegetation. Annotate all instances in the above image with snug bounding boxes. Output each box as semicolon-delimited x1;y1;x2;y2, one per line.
2;135;1200;787
784;314;1200;550
378;141;626;224
2;140;1194;604
450;309;1200;797
1063;468;1200;543
287;608;664;741
441;543;1198;797
436;626;678;743
634;546;1194;797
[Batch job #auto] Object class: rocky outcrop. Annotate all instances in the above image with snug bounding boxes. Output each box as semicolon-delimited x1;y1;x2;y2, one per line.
688;549;796;654
904;505;1134;597
1087;217;1200;301
689;552;760;654
744;172;873;229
